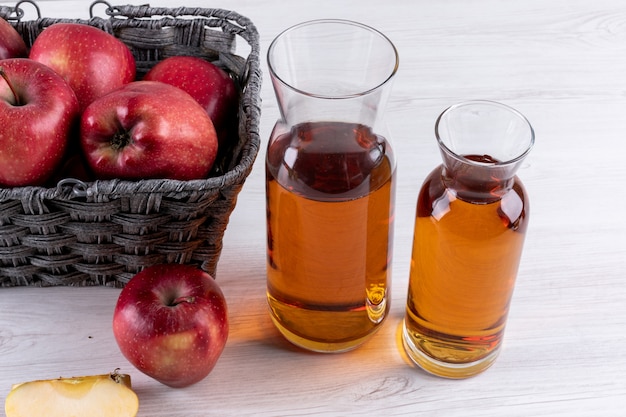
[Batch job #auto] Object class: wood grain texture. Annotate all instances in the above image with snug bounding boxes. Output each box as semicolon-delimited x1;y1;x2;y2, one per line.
1;0;625;415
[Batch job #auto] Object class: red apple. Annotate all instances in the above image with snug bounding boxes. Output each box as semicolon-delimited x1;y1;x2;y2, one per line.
0;58;79;187
80;81;218;180
0;17;28;59
143;56;238;147
29;23;136;111
112;264;229;388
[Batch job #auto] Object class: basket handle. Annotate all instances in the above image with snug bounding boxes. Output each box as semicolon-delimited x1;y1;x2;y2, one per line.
6;0;41;21
89;0;117;18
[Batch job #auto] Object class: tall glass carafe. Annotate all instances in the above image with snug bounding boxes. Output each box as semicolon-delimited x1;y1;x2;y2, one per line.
266;20;399;352
402;100;535;378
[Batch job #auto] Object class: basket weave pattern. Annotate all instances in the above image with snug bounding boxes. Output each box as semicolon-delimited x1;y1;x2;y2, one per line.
0;3;262;287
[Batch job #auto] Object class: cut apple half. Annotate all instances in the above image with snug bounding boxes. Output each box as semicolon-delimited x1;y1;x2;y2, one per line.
5;370;139;417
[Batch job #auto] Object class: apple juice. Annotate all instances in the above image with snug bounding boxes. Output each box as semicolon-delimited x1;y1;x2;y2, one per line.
403;158;529;377
266;121;395;352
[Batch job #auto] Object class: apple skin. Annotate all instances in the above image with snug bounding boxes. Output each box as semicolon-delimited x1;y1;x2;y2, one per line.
29;23;136;111
112;264;229;388
143;56;238;147
0;58;79;187
80;81;218;181
0;17;28;59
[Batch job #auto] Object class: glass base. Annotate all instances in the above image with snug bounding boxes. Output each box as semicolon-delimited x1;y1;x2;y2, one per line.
270;313;377;353
401;319;500;379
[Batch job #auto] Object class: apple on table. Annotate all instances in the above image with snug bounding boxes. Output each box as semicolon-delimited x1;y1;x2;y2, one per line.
113;264;229;388
0;58;79;187
29;23;136;111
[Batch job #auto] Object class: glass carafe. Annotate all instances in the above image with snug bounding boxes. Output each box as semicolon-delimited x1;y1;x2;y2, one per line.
265;19;399;352
402;100;535;377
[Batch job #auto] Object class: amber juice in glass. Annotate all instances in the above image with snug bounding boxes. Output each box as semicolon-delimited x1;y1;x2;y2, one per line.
402;101;534;377
266;20;399;352
266;121;395;352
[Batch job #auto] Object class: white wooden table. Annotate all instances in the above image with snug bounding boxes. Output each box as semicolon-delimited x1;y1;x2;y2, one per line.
1;0;625;415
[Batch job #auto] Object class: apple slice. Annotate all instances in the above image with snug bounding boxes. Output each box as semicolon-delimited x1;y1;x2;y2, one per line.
5;371;139;417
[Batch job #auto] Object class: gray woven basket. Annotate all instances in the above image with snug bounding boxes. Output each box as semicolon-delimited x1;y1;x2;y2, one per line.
0;2;262;287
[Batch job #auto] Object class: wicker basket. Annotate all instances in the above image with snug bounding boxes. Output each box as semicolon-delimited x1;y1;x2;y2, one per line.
0;1;262;287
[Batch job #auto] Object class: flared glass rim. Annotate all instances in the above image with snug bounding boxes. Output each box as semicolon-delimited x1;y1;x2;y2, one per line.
267;18;400;100
435;100;535;167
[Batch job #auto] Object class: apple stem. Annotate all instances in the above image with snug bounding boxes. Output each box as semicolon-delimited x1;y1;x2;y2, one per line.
110;369;122;383
169;295;196;306
0;67;21;106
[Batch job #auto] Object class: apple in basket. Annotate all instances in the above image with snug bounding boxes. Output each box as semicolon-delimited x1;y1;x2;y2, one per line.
29;23;136;111
112;264;229;388
80;81;219;180
143;55;239;147
0;17;28;59
0;58;79;187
